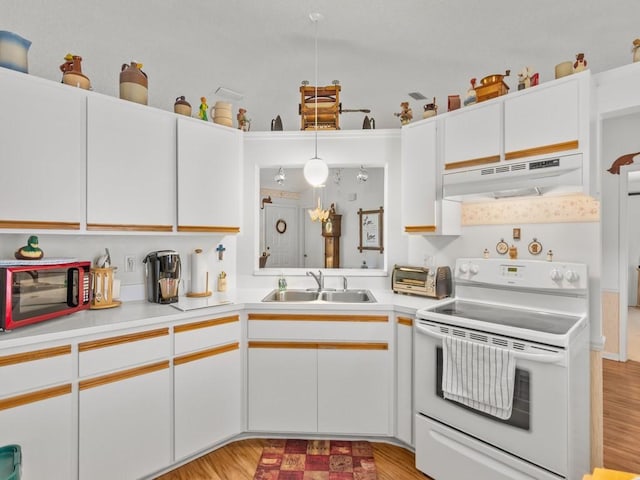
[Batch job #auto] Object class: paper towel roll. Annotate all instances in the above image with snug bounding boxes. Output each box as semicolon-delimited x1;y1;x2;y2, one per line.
190;249;208;293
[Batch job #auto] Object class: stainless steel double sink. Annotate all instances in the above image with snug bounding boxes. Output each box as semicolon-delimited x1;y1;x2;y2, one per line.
261;289;376;303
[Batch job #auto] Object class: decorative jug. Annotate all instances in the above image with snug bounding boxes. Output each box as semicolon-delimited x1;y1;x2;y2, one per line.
174;96;192;116
0;31;31;73
209;101;233;127
119;62;148;105
60;54;91;90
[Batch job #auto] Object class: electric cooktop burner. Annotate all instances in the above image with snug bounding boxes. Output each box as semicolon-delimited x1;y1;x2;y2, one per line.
430;300;582;336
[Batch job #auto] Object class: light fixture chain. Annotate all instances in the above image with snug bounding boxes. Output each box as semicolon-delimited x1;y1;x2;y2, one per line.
314;14;319;158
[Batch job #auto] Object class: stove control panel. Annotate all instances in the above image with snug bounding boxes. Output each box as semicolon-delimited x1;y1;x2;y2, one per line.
455;258;587;291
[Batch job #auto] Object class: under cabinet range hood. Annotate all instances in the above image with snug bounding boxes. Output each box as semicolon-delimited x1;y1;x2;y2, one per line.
442;153;583;201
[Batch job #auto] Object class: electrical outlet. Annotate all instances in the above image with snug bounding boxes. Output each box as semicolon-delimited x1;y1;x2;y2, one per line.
125;255;136;273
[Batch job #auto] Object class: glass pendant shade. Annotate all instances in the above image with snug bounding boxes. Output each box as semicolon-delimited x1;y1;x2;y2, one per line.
303;156;329;187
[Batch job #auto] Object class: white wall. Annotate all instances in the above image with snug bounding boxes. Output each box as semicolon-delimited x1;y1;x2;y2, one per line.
0;233;236;301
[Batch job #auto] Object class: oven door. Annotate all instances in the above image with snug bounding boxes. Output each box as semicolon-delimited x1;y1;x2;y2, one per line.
414;319;568;477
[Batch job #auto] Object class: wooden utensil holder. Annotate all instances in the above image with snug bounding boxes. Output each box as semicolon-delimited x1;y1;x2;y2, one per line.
90;267;121;309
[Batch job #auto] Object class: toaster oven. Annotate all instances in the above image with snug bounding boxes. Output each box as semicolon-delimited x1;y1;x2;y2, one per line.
392;265;452;299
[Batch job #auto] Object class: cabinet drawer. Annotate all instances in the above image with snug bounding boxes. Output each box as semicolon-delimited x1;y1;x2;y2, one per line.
0;345;72;397
247;313;390;341
78;328;170;378
174;315;240;355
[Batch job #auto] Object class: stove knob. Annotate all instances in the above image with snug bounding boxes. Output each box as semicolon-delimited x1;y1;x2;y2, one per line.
469;264;479;275
458;263;469;274
550;269;563;281
564;270;579;282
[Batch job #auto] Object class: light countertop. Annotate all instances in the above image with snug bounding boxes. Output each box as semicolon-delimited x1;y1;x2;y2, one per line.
0;288;447;349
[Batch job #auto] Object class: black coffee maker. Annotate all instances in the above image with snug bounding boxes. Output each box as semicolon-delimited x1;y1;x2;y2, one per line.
143;250;181;304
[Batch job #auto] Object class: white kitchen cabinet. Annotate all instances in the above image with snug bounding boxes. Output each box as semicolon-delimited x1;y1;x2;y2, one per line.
0;343;74;479
173;315;242;460
0;386;74;479
401;118;461;235
396;316;413;446
78;361;172;480
317;344;391;435
0;67;84;230
504;74;584;160
86;94;176;232
176;118;242;233
247;344;318;432
443;102;502;170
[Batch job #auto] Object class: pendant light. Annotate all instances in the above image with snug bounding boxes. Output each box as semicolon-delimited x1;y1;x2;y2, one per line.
303;12;329;188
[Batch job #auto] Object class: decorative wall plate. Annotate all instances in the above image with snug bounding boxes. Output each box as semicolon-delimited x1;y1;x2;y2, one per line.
528;238;543;255
496;239;509;255
275;219;287;234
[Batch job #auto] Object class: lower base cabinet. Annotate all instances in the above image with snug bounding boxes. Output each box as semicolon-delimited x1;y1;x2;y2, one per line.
248;346;318;432
0;387;73;479
79;363;171;480
174;344;242;460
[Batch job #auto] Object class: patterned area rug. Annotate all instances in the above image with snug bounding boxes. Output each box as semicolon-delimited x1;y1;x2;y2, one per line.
252;439;378;480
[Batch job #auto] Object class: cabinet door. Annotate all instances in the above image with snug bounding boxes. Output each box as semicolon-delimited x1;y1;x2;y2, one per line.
86;95;175;231
504;78;580;160
396;317;413;445
174;343;241;460
0;68;84;229
79;362;171;480
443;102;501;170
0;385;73;479
317;344;391;435
247;344;317;432
176;118;242;233
401;120;438;231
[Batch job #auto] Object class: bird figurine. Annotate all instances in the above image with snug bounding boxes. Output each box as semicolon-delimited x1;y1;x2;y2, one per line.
15;235;44;260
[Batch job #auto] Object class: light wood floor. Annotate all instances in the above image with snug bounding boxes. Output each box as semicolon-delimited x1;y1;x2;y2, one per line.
157;359;640;479
156;439;431;480
603;358;640;474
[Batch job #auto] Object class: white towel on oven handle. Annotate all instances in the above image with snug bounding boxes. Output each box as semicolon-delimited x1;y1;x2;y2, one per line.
441;336;516;420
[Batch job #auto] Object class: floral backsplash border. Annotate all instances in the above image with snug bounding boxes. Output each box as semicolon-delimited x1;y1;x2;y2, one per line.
461;194;600;225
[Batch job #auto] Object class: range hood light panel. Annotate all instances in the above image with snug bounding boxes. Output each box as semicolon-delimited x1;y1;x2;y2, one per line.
493;187;542;199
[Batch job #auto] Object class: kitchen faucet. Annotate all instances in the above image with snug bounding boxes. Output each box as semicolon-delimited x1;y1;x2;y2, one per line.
306;270;324;291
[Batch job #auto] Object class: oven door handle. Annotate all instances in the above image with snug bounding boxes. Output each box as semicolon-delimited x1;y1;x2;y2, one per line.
415;324;566;365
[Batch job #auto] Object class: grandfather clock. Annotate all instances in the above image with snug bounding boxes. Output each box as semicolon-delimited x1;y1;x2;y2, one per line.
322;206;342;268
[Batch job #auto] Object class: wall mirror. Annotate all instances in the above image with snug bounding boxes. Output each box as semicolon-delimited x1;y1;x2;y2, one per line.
258;166;385;272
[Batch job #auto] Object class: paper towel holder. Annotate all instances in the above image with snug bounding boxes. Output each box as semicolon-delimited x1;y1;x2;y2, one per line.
186;248;213;297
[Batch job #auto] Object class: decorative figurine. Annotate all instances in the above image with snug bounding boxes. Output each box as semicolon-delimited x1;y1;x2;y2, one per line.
60;53;91;90
216;244;226;260
517;66;534;90
483;248;490;259
15;235;44;260
119;61;148;105
547;250;554;262
573;53;587;73
508;245;518;260
394;101;413;125
198;96;209;121
607;151;640;174
173;96;192;117
463;78;477;106
633;39;640;63
422;98;437;119
237;108;250;131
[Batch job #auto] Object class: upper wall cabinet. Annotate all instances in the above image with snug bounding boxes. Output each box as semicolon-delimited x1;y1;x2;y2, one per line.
86;95;176;232
176;118;242;233
401;119;461;235
0;68;85;230
504;73;586;160
443;102;502;171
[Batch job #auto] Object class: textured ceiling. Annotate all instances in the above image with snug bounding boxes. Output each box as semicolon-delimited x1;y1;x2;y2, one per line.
4;0;640;131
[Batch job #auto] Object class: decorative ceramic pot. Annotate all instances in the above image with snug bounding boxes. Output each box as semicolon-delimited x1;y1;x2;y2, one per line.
210;101;233;127
174;96;192;116
119;62;148;105
60;54;91;90
555;61;573;79
422;98;437;119
0;31;31;73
